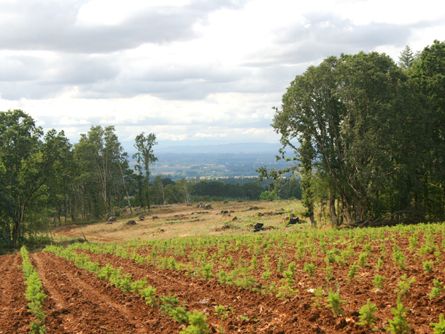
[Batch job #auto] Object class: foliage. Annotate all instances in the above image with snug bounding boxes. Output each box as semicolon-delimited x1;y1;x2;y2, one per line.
358;300;378;327
271;41;445;226
373;274;384;290
133;132;158;209
396;275;415;301
387;302;410;334
431;314;445;334
259;190;279;201
326;291;343;317
429;279;444;300
44;245;210;330
20;246;47;334
180;311;210;334
214;305;231;320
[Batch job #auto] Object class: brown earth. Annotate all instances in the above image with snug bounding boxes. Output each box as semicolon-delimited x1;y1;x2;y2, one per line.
133;234;445;333
0;254;33;334
31;252;180;334
53;200;303;243
81;251;368;334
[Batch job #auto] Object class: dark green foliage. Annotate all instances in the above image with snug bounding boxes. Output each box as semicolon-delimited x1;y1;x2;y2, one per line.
272;40;445;226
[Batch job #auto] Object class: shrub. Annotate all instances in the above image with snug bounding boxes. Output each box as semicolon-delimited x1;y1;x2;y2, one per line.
373;274;384;289
429;279;444;300
358;300;378;327
348;263;358;279
423;260;433;273
431;314;445;334
396;275;415;301
327;291;343;317
387;302;410;334
259;190;279;201
180;312;210;334
312;287;324;308
214;305;231;320
303;263;316;277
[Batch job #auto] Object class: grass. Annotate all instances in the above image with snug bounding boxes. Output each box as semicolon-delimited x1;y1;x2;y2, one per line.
52;200;306;243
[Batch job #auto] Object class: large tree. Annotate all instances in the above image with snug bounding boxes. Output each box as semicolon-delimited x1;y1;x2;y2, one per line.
409;40;445;218
0;110;54;246
133;132;158;209
273;52;422;226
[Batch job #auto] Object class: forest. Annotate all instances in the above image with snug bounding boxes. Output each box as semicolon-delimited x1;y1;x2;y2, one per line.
273;40;445;228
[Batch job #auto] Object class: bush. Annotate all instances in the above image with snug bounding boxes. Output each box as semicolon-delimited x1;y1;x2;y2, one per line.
259;191;279;201
358;300;378;327
327;291;343;317
387;302;410;334
431;314;445;334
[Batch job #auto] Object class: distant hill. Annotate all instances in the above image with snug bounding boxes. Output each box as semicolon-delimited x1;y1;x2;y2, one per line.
125;142;291;179
156;142;281;154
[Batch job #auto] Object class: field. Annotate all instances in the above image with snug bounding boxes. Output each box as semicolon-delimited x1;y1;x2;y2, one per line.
52;200;304;242
1;200;445;333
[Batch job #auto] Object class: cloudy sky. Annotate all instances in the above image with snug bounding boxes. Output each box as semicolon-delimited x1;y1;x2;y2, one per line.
0;0;444;148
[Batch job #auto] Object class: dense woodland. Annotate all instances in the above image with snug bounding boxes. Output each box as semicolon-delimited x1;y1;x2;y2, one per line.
273;40;445;227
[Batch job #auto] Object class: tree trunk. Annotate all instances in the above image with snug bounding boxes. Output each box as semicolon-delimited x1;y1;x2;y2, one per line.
329;192;338;227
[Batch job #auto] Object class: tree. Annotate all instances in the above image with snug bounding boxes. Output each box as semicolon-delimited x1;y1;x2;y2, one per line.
273;52;418;226
0;110;51;247
133;133;158;209
399;46;415;69
72;126;128;219
409;40;445;218
43;129;73;225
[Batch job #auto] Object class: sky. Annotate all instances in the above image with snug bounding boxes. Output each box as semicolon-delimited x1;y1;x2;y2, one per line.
0;0;444;148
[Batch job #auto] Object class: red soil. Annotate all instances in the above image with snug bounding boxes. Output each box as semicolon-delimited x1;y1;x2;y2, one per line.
134;234;445;333
82;251;362;333
31;252;180;334
0;254;33;334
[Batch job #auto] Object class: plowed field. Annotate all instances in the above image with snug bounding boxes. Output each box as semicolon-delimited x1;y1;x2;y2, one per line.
1;220;445;333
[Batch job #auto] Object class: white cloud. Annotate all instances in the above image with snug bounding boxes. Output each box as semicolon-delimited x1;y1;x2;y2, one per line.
0;0;444;145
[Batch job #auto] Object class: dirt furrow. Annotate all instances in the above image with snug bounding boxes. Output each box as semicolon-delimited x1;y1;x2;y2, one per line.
0;254;33;334
83;251;329;333
32;252;180;334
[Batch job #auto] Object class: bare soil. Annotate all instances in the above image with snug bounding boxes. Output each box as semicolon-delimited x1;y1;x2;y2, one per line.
81;251;365;333
31;252;180;334
0;254;32;334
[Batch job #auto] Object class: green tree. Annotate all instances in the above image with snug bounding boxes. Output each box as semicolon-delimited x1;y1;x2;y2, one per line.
399;46;415;69
72;126;128;219
273;51;420;226
43;129;74;225
0;110;52;247
409;40;445;219
133;133;158;209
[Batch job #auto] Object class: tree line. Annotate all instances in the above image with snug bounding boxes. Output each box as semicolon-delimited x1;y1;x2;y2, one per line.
0;112;158;248
273;40;445;227
0;112;300;249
